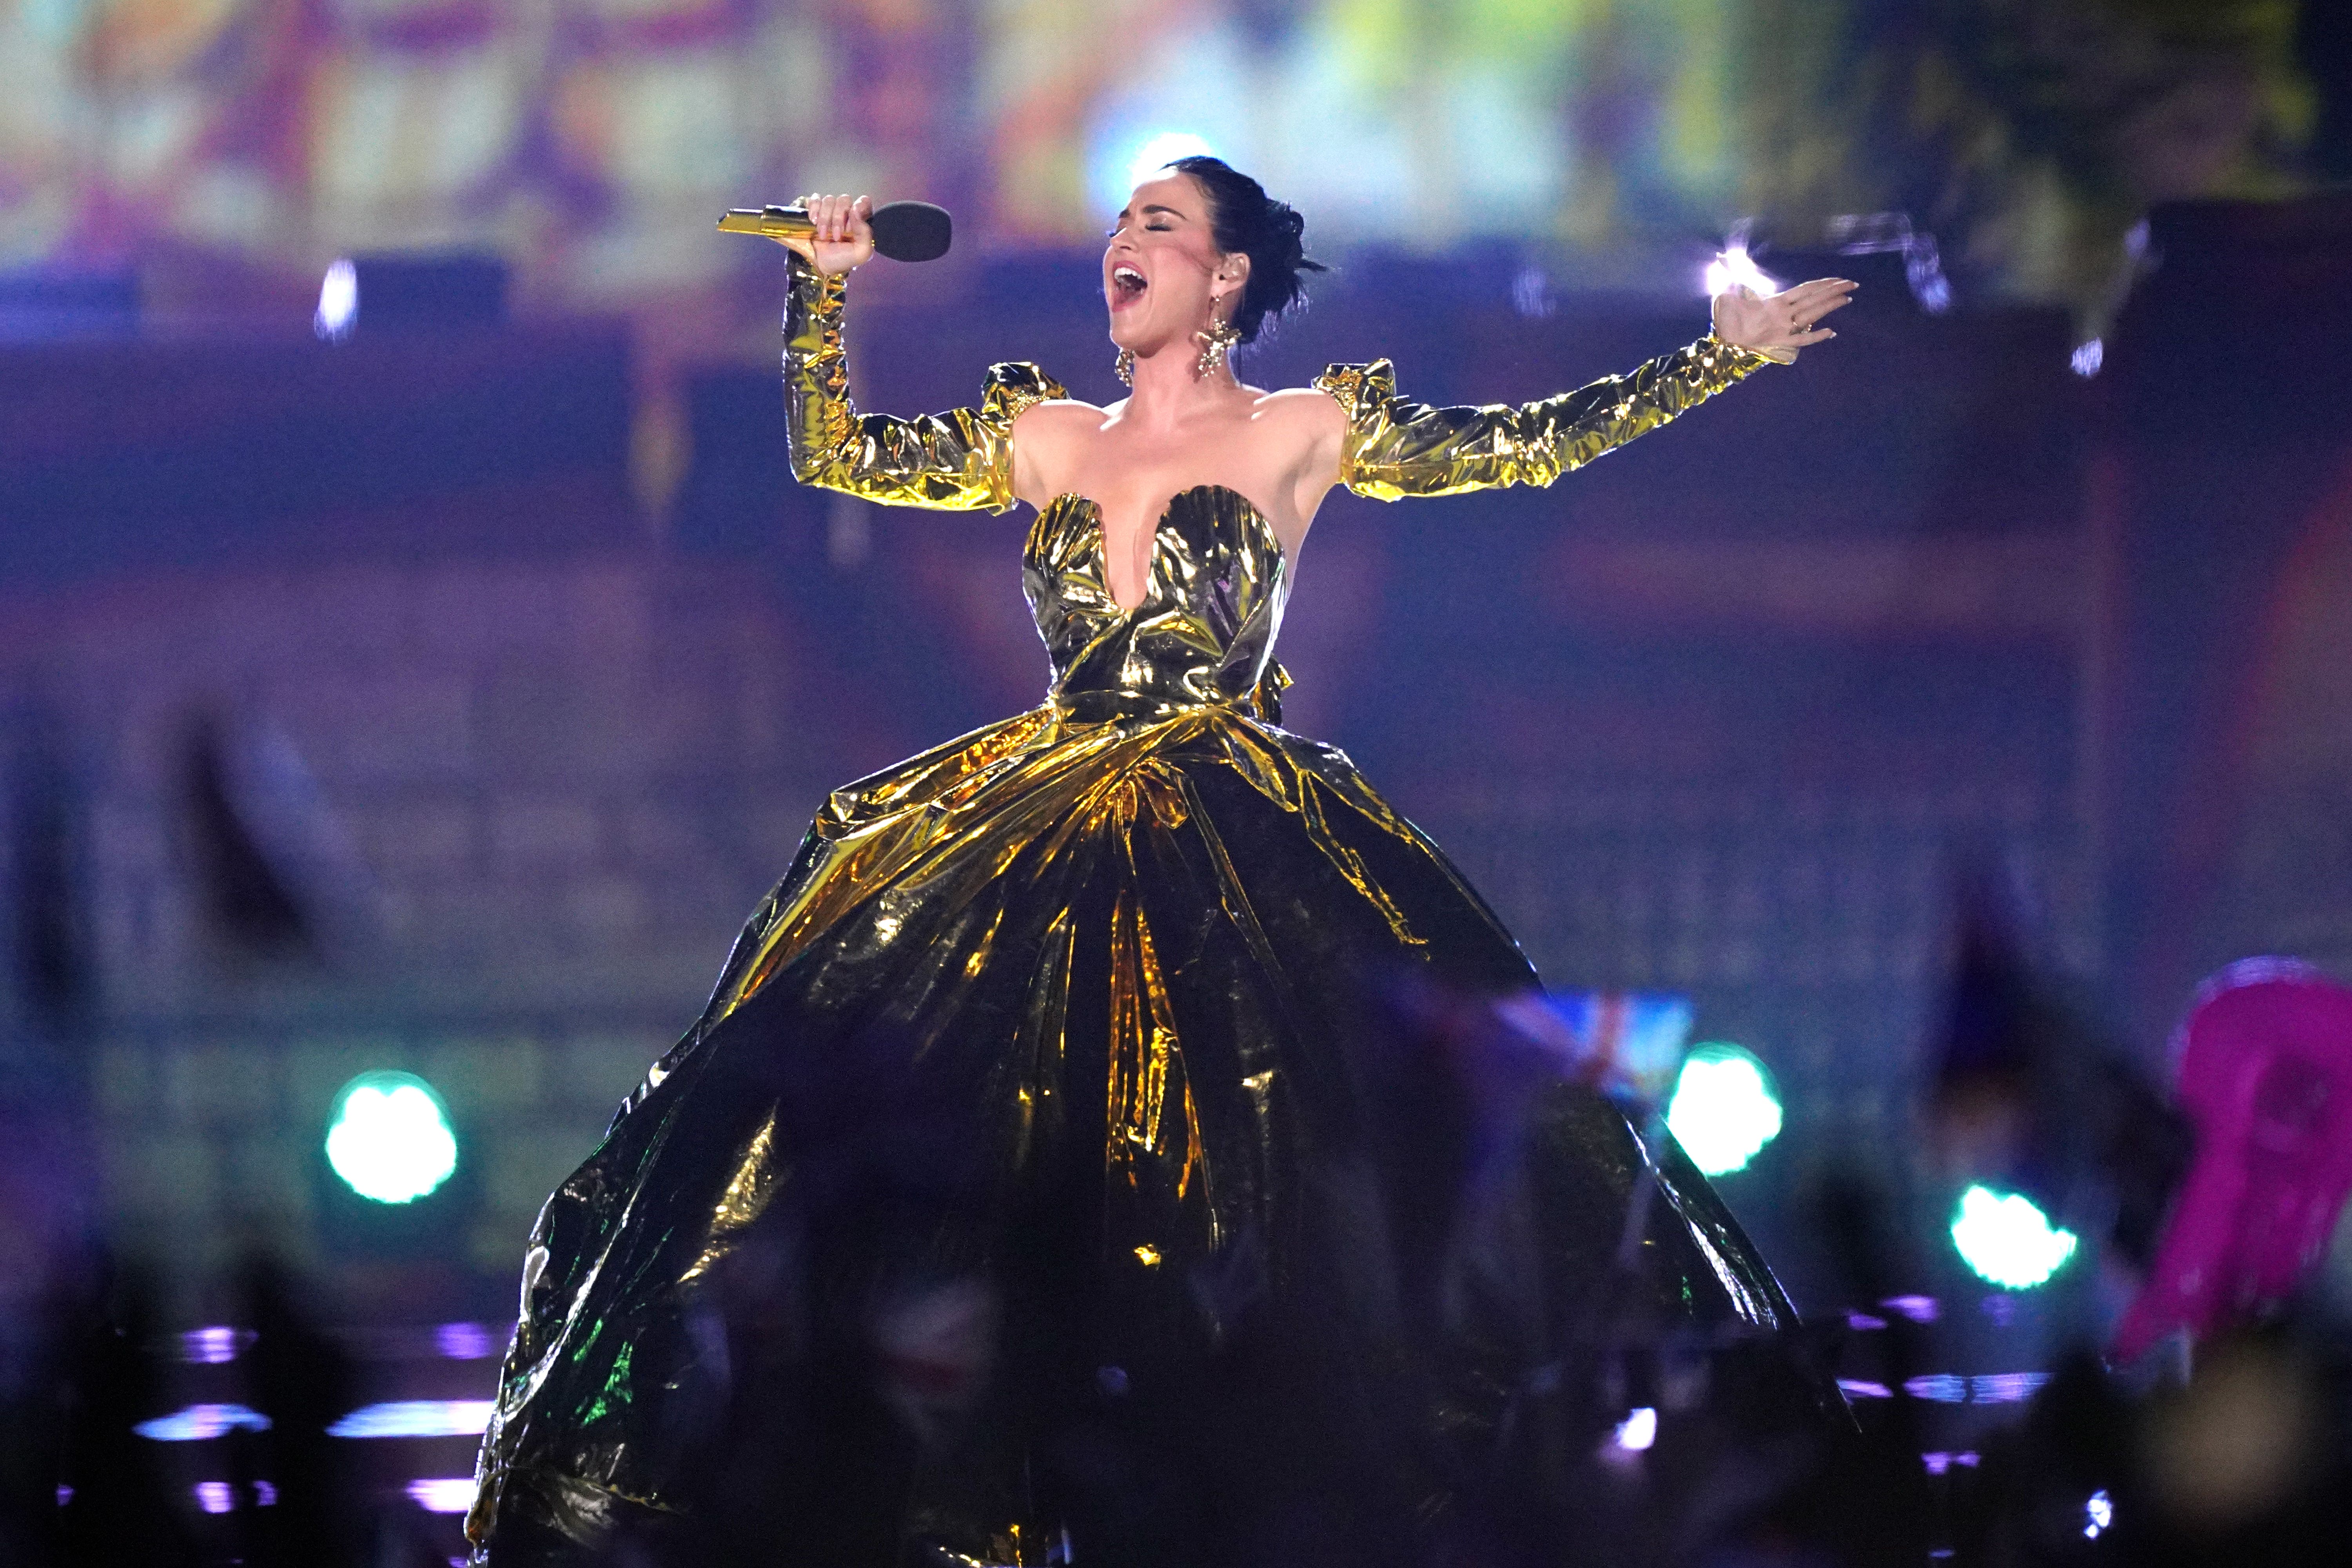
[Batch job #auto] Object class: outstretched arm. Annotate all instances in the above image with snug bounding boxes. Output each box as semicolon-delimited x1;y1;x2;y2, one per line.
1319;277;1854;502
782;194;1061;512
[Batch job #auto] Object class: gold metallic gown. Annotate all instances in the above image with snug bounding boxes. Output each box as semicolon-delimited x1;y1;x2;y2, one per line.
469;260;1811;1565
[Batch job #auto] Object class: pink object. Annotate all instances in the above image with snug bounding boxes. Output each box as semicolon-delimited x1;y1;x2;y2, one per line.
2112;960;2352;1361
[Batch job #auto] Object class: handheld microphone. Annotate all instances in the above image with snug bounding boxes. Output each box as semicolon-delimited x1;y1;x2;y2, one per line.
717;201;954;263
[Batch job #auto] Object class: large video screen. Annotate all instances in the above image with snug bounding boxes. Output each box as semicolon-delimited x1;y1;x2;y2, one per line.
0;0;2309;316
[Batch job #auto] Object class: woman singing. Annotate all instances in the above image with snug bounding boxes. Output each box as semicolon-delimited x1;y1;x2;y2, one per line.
469;159;1855;1567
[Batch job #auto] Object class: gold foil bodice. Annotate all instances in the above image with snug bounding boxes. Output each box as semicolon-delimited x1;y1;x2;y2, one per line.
779;255;1773;723
1027;486;1293;718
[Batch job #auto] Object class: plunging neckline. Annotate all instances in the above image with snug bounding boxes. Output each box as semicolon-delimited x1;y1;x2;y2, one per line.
1049;484;1290;614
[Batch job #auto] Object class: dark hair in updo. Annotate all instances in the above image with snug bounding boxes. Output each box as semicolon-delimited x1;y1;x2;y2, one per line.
1168;155;1327;345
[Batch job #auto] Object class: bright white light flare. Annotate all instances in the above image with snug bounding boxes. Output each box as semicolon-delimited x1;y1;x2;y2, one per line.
1703;246;1782;300
1949;1185;2077;1289
181;1326;246;1364
1665;1043;1784;1176
134;1403;272;1441
325;1072;457;1204
408;1477;479;1513
1125;131;1220;194
315;258;357;341
327;1399;495;1439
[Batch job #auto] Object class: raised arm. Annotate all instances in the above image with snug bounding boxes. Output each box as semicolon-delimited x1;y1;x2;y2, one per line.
785;255;1063;512
1314;336;1772;502
1316;277;1854;501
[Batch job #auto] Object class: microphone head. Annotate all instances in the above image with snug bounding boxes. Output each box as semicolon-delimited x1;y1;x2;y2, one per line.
869;201;953;263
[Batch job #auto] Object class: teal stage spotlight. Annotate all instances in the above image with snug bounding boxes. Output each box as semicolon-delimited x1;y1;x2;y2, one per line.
325;1071;457;1204
1950;1183;2078;1289
1665;1042;1783;1177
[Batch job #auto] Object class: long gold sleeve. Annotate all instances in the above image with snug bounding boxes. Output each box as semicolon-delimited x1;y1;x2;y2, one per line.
786;257;1065;512
1314;336;1775;501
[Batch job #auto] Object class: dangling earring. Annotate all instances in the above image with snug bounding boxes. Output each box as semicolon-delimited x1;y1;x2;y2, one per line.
1115;348;1134;386
1194;314;1241;378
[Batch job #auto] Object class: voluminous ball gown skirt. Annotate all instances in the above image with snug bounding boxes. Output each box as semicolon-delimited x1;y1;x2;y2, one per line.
470;273;1831;1566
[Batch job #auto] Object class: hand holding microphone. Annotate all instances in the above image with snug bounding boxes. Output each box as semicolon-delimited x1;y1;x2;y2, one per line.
718;192;953;273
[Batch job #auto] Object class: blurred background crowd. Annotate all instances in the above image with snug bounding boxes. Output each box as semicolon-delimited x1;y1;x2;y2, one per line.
4;1;2352;1564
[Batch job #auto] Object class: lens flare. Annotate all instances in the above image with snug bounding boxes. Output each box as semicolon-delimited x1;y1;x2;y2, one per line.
1125;131;1220;192
436;1320;496;1359
408;1477;479;1514
325;1071;457;1204
1093;129;1222;213
134;1404;272;1441
1665;1043;1784;1176
1702;246;1782;300
327;1399;495;1438
181;1326;248;1364
1949;1185;2077;1289
314;258;356;341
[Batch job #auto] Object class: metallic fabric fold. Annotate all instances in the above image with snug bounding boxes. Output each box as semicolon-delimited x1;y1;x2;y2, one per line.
786;258;1066;512
1316;336;1773;500
468;268;1821;1566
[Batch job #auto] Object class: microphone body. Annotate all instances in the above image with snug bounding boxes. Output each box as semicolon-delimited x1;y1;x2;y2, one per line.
718;201;953;263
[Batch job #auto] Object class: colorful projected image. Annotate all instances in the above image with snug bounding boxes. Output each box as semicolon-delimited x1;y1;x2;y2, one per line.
992;0;1746;250
0;0;2316;323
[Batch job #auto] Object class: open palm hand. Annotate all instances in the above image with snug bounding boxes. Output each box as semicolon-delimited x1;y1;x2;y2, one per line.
1712;277;1858;363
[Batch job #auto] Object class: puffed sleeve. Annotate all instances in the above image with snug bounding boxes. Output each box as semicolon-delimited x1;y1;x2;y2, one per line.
786;256;1066;512
1314;337;1775;501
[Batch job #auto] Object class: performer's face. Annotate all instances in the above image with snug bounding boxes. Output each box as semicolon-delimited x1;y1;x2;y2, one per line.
1104;171;1240;358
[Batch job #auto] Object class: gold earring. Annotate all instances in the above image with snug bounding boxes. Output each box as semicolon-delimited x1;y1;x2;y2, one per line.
1194;315;1241;377
1114;348;1134;386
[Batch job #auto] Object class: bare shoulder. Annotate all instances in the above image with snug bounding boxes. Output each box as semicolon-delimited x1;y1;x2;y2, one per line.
1018;396;1109;426
1011;396;1106;453
1250;384;1348;435
1250;387;1348;480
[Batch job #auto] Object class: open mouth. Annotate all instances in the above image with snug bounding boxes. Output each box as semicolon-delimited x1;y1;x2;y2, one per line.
1111;266;1147;306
